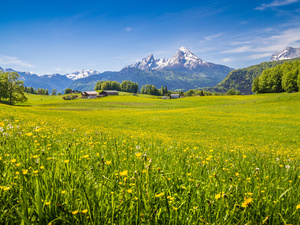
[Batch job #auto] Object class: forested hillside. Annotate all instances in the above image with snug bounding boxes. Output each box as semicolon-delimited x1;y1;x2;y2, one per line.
212;57;300;94
252;61;300;93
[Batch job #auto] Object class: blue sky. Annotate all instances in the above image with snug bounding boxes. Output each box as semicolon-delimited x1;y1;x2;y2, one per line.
1;0;300;75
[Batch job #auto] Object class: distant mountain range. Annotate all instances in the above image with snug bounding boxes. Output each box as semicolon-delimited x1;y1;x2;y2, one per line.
1;46;300;93
0;47;233;92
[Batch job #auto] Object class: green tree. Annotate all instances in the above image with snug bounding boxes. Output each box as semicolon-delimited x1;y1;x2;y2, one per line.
64;88;72;94
101;81;110;90
186;89;195;97
0;72;9;101
252;76;260;93
51;89;57;95
1;72;27;105
282;70;298;93
226;89;236;95
298;71;300;91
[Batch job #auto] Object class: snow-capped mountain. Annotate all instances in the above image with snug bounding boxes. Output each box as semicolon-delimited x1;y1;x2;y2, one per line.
66;69;101;80
128;54;168;70
127;46;211;71
270;47;300;61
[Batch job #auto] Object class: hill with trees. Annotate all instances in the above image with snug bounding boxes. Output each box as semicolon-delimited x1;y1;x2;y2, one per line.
212;57;300;94
252;61;300;93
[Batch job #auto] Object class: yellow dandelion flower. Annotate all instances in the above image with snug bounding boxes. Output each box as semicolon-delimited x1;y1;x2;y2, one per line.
33;170;39;174
25;132;33;137
40;166;44;170
61;190;66;194
167;196;175;201
119;170;128;176
22;169;28;175
72;210;79;215
82;209;88;214
155;193;164;198
3;187;11;191
215;194;221;200
135;153;142;158
296;204;300;210
127;189;133;193
45;202;50;206
241;197;253;208
64;160;69;163
11;159;16;163
106;161;111;165
83;155;89;158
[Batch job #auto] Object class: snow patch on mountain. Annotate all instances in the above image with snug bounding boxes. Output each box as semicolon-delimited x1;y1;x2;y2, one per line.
270;47;300;61
66;69;101;80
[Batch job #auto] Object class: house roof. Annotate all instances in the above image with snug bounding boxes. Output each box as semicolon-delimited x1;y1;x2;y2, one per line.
84;91;98;95
104;90;119;93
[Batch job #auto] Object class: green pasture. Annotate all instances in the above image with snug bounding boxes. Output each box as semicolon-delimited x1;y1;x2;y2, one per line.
0;92;299;224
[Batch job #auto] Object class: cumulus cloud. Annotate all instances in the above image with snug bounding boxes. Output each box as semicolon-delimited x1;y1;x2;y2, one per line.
255;0;299;10
0;55;35;68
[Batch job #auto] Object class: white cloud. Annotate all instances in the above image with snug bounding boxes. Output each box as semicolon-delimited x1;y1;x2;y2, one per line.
222;46;252;53
247;53;273;60
204;32;223;41
222;28;300;55
0;55;35;68
221;58;232;62
125;27;132;32
256;0;299;10
54;67;62;72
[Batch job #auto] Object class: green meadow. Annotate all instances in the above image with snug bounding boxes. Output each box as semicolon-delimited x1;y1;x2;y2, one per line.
0;92;299;224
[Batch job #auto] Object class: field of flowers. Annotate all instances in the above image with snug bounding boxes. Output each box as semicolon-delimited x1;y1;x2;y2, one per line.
0;92;299;224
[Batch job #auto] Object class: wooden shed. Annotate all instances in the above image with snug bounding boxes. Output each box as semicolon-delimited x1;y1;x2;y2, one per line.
99;90;119;97
82;91;98;98
170;94;180;99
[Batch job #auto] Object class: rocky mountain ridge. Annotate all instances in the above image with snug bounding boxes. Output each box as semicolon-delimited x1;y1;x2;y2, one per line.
270;47;300;61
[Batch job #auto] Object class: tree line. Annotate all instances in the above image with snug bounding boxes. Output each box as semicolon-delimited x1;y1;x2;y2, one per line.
252;61;300;93
95;80;138;93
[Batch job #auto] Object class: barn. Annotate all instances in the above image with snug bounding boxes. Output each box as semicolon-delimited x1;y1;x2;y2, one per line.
81;91;98;98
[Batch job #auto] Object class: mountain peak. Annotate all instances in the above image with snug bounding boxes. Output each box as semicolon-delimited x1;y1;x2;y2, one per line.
270;46;300;61
178;46;190;53
127;47;210;71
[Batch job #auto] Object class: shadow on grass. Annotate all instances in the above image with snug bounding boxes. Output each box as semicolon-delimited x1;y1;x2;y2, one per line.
0;100;32;107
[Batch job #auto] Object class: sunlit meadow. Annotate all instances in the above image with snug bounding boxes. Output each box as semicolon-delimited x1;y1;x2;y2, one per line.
0;92;299;224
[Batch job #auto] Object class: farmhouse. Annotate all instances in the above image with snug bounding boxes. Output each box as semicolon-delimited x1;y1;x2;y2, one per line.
82;91;98;98
99;90;119;97
170;94;180;99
